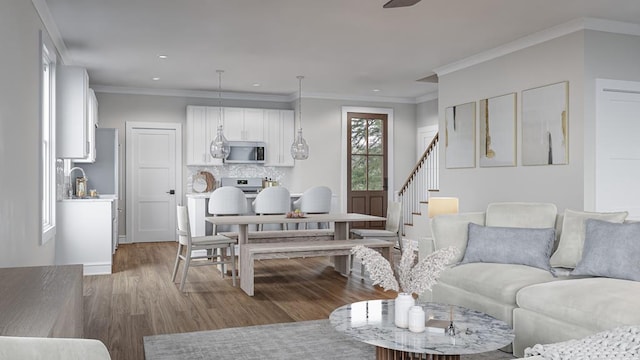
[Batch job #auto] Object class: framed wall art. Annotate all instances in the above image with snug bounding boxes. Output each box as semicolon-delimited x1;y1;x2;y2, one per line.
479;93;516;167
521;81;569;165
445;102;476;169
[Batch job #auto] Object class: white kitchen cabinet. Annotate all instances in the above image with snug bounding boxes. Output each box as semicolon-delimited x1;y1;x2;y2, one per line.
264;109;295;166
56;198;114;275
186;105;223;166
74;89;98;163
57;65;92;159
224;107;264;141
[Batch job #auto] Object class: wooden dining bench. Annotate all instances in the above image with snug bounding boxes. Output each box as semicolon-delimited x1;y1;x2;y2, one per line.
239;238;394;296
219;229;335;244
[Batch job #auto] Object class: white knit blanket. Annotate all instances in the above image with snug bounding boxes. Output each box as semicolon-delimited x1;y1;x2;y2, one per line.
524;326;640;359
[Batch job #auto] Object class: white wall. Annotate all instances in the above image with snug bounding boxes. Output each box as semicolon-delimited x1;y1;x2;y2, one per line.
0;1;57;267
287;98;416;207
416;98;438;128
96;93;417;236
438;31;585;213
583;30;640;211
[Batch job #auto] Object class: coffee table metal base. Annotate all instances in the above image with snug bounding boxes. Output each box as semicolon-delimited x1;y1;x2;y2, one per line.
376;347;460;360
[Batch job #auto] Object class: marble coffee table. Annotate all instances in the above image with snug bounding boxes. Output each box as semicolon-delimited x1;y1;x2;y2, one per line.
329;300;514;360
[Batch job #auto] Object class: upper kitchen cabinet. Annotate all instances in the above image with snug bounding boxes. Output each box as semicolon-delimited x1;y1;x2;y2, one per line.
264;109;295;167
57;65;95;160
186;105;223;166
224;107;264;141
74;89;98;163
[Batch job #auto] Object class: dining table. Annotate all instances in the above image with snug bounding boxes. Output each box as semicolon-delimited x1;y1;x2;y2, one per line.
204;213;386;275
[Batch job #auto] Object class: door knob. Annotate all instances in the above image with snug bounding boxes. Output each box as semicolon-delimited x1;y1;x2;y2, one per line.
167;190;175;195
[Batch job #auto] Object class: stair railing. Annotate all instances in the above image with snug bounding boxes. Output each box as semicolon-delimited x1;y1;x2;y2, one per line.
398;133;439;226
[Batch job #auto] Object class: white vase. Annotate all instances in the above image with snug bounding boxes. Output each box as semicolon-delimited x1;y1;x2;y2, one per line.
408;306;426;333
394;292;415;328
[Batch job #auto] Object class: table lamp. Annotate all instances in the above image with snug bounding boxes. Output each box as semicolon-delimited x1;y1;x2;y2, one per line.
427;197;459;218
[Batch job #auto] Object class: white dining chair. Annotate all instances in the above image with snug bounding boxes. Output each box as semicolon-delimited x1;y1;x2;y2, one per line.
292;186;332;229
350;200;403;274
172;206;237;291
252;186;291;231
208;186;248;234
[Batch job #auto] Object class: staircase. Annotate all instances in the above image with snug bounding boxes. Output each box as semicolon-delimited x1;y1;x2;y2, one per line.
398;133;439;241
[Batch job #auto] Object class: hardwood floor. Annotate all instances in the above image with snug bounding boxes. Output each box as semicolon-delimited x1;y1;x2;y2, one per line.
83;242;396;360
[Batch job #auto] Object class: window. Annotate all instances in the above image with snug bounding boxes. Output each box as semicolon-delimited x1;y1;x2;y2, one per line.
41;31;57;244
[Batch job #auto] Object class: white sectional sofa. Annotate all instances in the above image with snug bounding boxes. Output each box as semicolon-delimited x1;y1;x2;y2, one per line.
423;202;640;357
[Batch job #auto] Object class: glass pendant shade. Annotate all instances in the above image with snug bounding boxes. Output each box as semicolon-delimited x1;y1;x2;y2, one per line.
210;125;230;159
290;128;309;160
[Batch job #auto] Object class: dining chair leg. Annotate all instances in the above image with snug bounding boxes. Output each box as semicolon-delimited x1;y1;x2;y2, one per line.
180;255;191;292
171;244;183;282
230;244;237;287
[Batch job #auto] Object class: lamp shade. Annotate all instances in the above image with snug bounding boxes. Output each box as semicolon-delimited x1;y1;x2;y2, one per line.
427;197;459;218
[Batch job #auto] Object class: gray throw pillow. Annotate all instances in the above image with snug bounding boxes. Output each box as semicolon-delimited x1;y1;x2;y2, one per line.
572;219;640;281
461;223;555;271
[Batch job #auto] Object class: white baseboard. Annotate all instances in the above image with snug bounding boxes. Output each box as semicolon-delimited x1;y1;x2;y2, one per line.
118;235;130;244
83;262;112;276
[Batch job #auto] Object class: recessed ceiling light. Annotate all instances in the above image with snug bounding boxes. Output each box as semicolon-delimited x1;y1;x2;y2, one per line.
158;55;168;59
252;83;261;87
152;77;160;81
372;89;381;92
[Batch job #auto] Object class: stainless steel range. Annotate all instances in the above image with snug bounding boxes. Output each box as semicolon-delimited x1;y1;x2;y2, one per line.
220;177;263;193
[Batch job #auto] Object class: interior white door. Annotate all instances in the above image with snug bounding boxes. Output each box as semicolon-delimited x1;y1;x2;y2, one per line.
417;125;438;160
127;123;182;242
596;79;640;220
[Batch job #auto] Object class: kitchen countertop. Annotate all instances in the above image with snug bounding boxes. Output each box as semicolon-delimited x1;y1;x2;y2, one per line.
60;194;118;202
187;192;302;199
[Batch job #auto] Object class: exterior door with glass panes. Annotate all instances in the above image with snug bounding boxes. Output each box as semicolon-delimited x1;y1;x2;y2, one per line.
347;112;388;230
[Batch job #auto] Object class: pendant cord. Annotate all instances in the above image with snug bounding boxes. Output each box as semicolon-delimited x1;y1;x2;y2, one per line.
297;75;304;130
217;70;224;127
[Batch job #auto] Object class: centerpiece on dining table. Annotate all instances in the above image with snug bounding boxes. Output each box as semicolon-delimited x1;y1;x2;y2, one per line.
351;242;457;330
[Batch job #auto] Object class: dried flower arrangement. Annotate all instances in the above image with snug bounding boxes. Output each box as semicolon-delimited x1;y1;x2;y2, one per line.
351;242;458;295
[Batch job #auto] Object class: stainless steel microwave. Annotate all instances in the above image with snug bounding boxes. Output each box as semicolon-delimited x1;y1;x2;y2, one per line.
225;141;266;164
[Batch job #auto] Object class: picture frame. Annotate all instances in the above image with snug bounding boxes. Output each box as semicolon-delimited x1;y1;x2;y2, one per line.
521;81;569;165
479;93;517;167
445;102;476;169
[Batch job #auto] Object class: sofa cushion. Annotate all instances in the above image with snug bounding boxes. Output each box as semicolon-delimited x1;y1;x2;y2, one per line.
571;219;640;281
439;263;557;306
517;278;640;331
461;223;555;271
431;212;485;264
486;203;557;228
550;209;628;269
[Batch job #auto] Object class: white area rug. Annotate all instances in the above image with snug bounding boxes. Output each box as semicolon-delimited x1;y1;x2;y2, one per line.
144;320;515;360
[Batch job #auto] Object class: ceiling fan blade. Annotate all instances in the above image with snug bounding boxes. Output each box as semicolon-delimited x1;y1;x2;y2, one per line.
383;0;422;8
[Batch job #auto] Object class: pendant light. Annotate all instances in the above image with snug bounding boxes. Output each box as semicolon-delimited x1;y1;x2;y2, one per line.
290;75;310;160
210;70;230;159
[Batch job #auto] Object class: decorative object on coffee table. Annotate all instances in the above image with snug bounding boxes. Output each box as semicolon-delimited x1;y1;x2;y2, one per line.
351;241;457;329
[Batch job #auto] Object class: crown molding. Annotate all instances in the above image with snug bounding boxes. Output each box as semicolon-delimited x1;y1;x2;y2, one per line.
93;85;430;104
92;85;293;103
415;91;438;103
31;0;70;64
434;18;640;77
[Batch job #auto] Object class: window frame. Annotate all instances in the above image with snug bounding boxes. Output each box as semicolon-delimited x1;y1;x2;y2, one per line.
41;30;57;245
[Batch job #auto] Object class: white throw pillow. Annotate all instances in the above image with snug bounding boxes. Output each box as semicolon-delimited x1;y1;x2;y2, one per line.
485;202;557;228
550;209;628;268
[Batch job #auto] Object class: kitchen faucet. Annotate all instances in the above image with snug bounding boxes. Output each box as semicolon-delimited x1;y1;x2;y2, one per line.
67;167;88;198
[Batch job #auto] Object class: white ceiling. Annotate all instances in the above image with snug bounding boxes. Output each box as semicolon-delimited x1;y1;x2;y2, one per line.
42;0;640;102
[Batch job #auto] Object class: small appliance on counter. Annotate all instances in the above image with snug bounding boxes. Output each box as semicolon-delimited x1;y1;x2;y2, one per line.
220;177;264;193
